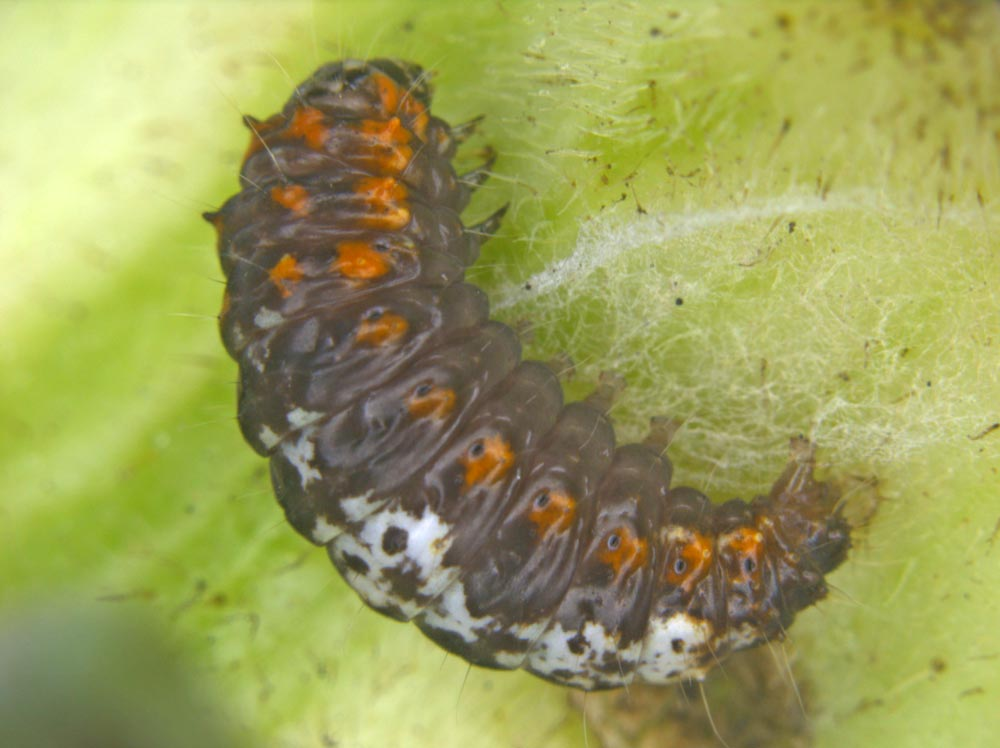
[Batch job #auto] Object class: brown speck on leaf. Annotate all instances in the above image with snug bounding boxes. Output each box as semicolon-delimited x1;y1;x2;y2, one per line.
969;422;999;441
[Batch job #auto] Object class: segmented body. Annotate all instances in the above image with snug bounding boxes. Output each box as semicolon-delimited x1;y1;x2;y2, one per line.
205;59;850;690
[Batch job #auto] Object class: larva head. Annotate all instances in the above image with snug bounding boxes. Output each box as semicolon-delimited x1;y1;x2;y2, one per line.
295;59;430;108
716;439;851;647
639;442;850;683
750;439;852;621
288;59;434;142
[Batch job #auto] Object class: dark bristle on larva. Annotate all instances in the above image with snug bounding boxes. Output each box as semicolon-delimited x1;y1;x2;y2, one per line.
204;59;852;691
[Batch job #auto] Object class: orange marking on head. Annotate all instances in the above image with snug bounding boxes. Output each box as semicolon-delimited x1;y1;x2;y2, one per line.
722;527;765;583
219;291;231;317
399;97;430;141
286;106;329;150
330;241;391;280
354;176;411;230
370;71;402;114
355;311;408;346
358;118;414;171
407;385;456;419
666;530;714;593
268;254;304;298
270;184;310;215
598;526;649;578
528;490;577;536
461;435;515;488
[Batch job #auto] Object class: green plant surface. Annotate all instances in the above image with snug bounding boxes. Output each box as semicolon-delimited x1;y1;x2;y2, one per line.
1;2;997;748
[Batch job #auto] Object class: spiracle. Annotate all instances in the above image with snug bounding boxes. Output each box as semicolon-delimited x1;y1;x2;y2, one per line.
204;59;851;691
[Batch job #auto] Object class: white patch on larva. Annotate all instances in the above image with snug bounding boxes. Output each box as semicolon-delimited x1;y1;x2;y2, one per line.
418;582;551;667
719;622;763;653
339;490;380;522
253;306;284;329
491;651;525;669
311;515;342;543
359;507;455;592
228;324;247;351
526;620;626;688
419;582;495;645
279;430;322;488
330;505;456;620
286;407;324;429
635;612;713;684
333;534;421;619
527;623;578;674
246;342;269;373
258;425;281;451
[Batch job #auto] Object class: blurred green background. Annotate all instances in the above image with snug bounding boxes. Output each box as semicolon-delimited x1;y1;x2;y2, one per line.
1;2;997;747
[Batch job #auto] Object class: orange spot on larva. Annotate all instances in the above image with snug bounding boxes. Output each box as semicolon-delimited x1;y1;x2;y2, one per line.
354;176;411;230
270;184;310;215
528;490;577;536
360;117;412;147
355;312;408;346
399;97;430;141
330;241;390;280
407;385;457;420
268;254;304;297
371;72;402;114
357;175;407;199
666;530;713;593
721;527;764;583
461;435;515;488
358;118;414;171
219;291;232;317
286;106;330;150
598;527;649;579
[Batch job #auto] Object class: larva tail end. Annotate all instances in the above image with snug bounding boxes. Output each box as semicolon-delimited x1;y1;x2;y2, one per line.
766;438;851;577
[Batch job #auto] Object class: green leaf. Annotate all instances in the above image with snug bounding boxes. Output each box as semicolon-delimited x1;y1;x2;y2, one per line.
2;2;997;747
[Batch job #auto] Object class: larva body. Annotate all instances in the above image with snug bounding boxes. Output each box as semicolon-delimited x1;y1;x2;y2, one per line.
206;59;850;691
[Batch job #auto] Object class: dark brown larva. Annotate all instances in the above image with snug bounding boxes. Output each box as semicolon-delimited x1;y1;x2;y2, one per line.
205;59;851;691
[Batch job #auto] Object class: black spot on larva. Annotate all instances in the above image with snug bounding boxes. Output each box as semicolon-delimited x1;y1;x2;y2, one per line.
671;638;685;654
341;553;369;576
381;526;409;555
567;632;589;656
207;58;855;693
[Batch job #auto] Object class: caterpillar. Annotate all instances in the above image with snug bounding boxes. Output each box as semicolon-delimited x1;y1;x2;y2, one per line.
204;59;851;691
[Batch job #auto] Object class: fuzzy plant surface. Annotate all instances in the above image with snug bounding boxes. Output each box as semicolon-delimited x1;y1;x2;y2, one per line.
1;2;997;748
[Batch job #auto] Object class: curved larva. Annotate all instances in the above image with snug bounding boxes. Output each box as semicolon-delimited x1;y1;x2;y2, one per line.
205;59;851;691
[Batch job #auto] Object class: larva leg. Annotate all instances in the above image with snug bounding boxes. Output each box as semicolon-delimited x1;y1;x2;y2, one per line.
641;415;681;452
542;352;575;382
458;147;497;193
583;370;627;415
